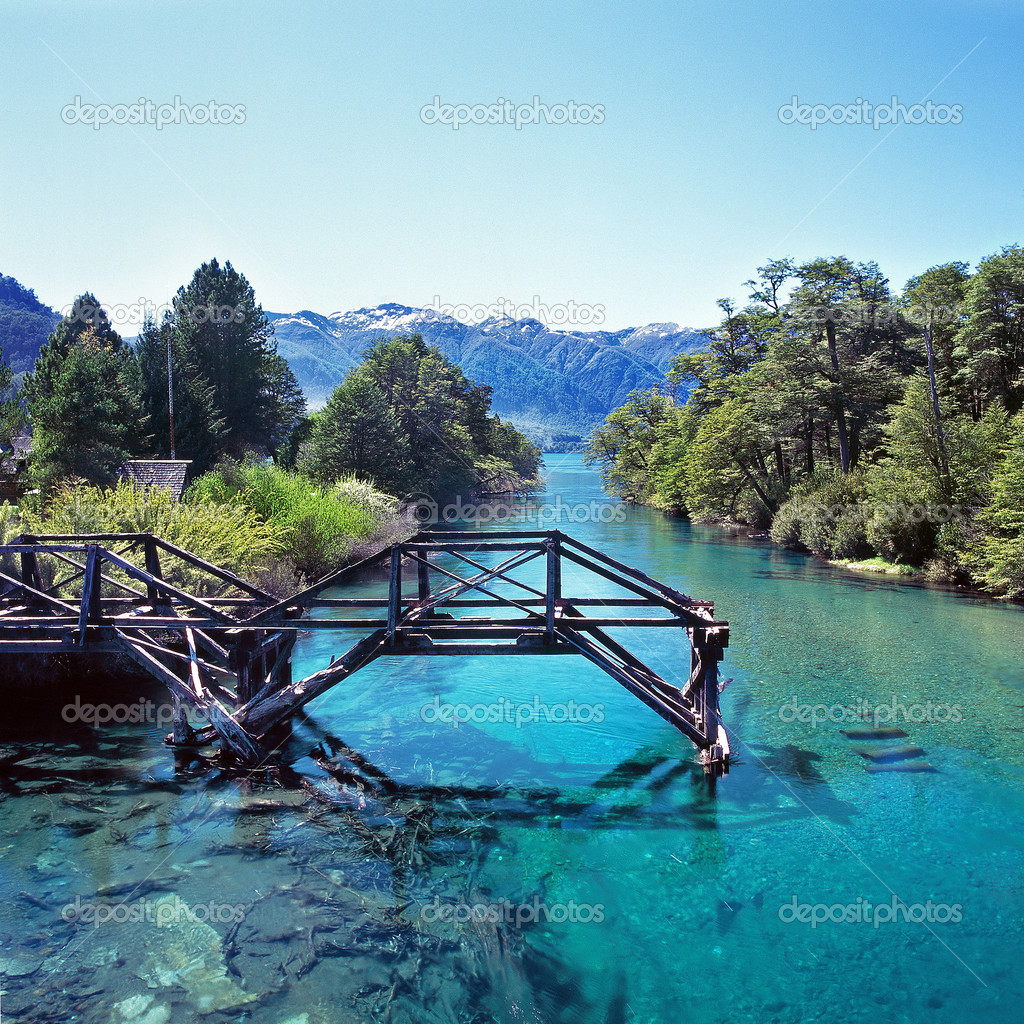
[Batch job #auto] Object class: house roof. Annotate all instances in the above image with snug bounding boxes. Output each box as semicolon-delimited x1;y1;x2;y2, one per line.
121;459;193;500
0;434;32;477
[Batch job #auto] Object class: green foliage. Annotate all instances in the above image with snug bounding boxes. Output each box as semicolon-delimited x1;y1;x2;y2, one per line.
0;344;23;446
585;389;677;502
952;246;1024;417
14;480;282;596
301;335;540;501
22;299;148;495
594;245;1024;596
137;259;305;470
770;471;870;559
974;414;1024;597
136;315;226;471
299;374;410;491
186;461;398;582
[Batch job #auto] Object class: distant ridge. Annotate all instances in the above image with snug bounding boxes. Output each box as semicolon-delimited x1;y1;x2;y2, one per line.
0;274;60;377
269;303;706;447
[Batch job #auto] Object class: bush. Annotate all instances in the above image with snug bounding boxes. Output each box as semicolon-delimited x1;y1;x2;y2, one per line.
770;471;870;559
185;461;400;582
14;480;283;596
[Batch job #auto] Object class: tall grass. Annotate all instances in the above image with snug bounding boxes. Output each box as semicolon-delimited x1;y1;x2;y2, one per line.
185;461;400;582
9;480;283;596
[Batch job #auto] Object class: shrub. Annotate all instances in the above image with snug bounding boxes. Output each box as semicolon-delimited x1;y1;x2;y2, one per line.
770;471;870;559
15;479;283;596
185;461;400;582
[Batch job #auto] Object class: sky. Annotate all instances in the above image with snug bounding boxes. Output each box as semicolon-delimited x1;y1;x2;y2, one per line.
1;0;1021;334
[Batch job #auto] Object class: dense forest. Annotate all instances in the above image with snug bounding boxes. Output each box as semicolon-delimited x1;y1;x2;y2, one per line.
586;247;1024;598
295;333;542;502
0;275;60;377
0;261;540;588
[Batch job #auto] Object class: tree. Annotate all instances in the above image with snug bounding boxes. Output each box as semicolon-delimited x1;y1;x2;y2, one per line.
902;262;970;487
952;246;1024;418
976;413;1024;596
585;388;676;501
299;373;411;492
300;335;539;501
0;344;23;447
135;260;305;469
23;312;148;494
136;314;226;471
261;353;308;455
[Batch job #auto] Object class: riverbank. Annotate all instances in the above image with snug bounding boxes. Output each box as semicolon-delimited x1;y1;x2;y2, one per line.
663;507;1024;604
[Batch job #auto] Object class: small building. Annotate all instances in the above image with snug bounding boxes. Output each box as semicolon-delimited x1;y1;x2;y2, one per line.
0;435;33;502
120;459;193;502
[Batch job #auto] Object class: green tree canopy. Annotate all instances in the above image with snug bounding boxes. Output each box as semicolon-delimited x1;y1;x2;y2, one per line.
23;305;148;494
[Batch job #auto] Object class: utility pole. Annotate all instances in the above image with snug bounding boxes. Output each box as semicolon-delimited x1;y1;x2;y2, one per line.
167;333;176;459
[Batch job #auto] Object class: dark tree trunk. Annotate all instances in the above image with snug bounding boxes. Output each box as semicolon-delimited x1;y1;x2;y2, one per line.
825;321;851;473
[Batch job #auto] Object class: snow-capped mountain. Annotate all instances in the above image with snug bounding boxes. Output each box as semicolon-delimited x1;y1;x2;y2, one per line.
268;303;707;447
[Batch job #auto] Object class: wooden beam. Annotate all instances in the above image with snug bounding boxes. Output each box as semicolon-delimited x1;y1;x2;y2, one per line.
241;628;389;736
152;537;275;600
113;628;261;761
98;549;241;624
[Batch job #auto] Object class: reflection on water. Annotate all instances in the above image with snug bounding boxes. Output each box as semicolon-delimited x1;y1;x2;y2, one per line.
2;455;1024;1022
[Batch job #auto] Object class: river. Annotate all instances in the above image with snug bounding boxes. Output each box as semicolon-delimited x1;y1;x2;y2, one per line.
1;455;1022;1023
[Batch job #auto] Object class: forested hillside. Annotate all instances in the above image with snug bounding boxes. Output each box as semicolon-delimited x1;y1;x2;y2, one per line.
0;274;59;376
587;248;1024;598
269;304;707;448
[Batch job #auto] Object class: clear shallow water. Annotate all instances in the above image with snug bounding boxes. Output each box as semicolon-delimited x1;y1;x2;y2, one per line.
2;455;1023;1023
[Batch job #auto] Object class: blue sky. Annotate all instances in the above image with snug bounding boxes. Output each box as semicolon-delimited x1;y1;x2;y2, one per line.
1;0;1020;332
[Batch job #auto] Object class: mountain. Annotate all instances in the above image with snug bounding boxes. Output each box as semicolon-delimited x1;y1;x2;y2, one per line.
0;275;60;379
268;303;707;447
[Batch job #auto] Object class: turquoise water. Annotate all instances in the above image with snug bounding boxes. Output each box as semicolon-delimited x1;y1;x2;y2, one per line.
2;455;1023;1023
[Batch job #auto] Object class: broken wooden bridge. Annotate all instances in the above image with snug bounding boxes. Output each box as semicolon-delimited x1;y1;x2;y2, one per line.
0;530;731;774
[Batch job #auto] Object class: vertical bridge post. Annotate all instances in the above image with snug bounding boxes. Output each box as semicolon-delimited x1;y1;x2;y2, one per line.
77;544;103;646
687;620;730;773
386;546;403;644
545;535;561;639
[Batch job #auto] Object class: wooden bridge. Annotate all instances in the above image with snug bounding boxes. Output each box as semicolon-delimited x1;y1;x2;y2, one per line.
0;530;731;774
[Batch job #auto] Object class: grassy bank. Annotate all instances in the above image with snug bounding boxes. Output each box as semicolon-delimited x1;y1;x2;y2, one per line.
2;462;407;597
